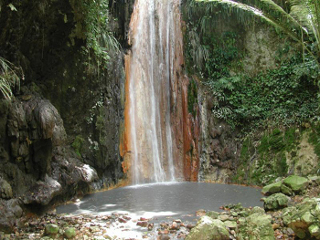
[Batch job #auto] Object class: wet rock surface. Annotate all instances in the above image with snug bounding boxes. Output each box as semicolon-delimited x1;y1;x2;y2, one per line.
0;96;101;232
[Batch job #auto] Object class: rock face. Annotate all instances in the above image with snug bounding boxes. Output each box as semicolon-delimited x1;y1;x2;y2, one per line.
0;95;100;231
0;0;126;188
198;97;237;182
0;0;129;232
0;199;23;232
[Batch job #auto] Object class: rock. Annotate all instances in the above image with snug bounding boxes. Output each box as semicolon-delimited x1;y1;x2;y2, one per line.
22;175;62;205
282;198;320;239
251;206;265;214
280;184;293;196
137;221;148;227
45;224;59;236
148;223;154;231
206;211;219;219
283;175;308;193
224;220;237;230
0;178;13;199
196;209;206;216
309;176;320;185
185;216;229;240
261;181;282;195
238;212;275;240
309;224;320;239
118;217;127;223
218;214;229;221
170;221;179;230
64;227;76;239
262;193;289;210
0;199;23;232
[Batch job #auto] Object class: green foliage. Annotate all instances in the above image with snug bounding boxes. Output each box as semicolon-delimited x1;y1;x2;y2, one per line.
206;57;320;129
0;57;22;100
196;0;320;65
68;0;120;66
308;123;320;158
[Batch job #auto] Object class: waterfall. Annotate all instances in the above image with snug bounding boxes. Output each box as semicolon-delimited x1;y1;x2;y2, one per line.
124;0;182;184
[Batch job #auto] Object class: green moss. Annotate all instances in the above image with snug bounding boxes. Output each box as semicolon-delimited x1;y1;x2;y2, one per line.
277;151;288;176
236;128;301;185
269;128;285;151
308;123;320;159
284;128;297;151
240;138;250;161
72;135;84;157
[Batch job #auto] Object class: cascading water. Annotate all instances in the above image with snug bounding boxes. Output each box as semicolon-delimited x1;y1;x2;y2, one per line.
124;0;182;184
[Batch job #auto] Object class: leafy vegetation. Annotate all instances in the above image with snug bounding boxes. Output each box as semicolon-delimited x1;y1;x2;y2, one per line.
196;0;320;65
206;56;319;129
183;0;320;130
68;0;120;67
0;57;22;100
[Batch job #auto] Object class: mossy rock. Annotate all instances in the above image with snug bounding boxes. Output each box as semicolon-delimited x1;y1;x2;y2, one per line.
280;184;293;196
309;224;320;239
64;227;76;239
261;181;282;195
185;216;229;240
238;212;275;240
283;175;308;192
262;193;289;210
45;224;59;236
206;211;219;219
282;198;320;239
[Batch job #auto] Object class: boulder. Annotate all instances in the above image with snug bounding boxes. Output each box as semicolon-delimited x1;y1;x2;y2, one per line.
261;181;282;195
283;175;308;193
0;178;13;199
45;224;59;236
185;216;229;240
22;175;62;205
262;193;289;210
64;227;76;239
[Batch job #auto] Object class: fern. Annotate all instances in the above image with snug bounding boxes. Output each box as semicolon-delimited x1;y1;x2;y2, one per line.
0;57;22;100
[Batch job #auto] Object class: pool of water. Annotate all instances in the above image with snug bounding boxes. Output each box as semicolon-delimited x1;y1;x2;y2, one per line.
56;182;262;220
56;182;262;239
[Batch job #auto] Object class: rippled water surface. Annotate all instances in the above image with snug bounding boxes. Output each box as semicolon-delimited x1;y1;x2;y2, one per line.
57;182;262;220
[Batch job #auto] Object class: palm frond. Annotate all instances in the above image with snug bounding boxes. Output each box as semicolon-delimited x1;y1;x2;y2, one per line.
196;0;320;64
